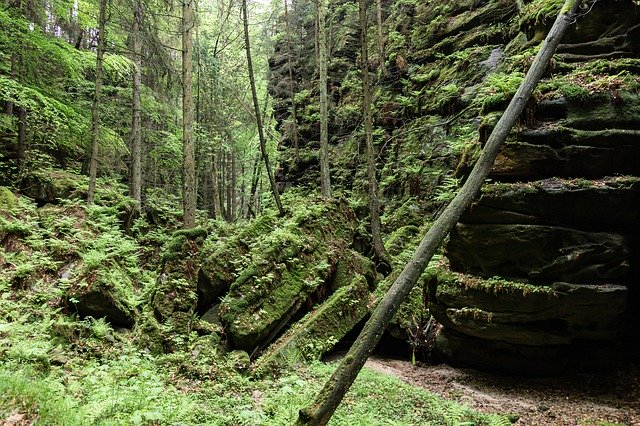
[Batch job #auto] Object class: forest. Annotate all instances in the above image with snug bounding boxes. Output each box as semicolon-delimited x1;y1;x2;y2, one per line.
1;0;639;424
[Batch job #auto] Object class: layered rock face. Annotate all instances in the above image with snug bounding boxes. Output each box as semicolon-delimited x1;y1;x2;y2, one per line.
430;4;640;373
268;0;639;374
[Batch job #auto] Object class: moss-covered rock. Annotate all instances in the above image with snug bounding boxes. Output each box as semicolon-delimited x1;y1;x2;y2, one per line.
0;186;17;210
429;261;628;344
252;274;370;374
217;199;358;353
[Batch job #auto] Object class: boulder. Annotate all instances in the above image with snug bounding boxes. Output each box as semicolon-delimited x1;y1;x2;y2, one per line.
252;274;370;374
446;223;630;284
73;290;134;328
218;200;358;353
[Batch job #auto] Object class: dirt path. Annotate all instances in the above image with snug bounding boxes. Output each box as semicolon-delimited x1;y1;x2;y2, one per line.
364;357;640;425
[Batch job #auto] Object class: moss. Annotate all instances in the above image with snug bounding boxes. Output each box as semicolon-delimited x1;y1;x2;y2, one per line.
385;225;420;257
172;226;208;241
252;275;370;375
427;259;555;299
217;199;358;352
0;186;17;210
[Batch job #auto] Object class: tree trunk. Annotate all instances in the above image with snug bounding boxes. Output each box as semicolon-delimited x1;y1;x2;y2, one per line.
284;0;300;164
130;0;143;206
375;0;386;75
318;0;331;198
225;151;231;221
211;149;223;220
231;149;237;220
360;0;390;270
296;1;583;424
87;0;107;205
182;0;197;228
16;107;26;174
246;154;261;219
241;0;285;216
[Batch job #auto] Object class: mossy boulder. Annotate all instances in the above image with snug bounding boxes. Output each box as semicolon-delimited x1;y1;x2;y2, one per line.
197;213;278;312
252;274;370;374
0;186;17;210
217;199;358;353
149;229;207;352
19;168;86;204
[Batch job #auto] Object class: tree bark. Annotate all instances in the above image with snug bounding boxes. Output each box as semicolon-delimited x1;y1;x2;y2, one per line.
296;1;583;424
211;148;223;220
87;0;107;205
182;0;197;228
375;0;386;75
284;0;300;164
16;107;26;174
130;0;143;206
242;0;285;216
318;0;331;198
360;0;389;269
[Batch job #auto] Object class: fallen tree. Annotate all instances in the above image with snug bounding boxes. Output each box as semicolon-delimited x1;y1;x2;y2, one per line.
296;0;585;424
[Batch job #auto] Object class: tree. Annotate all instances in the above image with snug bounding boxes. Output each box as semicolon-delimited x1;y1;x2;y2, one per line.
317;0;331;198
130;0;143;206
284;0;300;164
182;0;197;228
359;0;389;270
87;0;108;205
375;0;386;75
295;0;584;424
242;0;285;216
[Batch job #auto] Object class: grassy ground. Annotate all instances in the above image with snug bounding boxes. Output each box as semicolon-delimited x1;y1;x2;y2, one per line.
0;181;509;425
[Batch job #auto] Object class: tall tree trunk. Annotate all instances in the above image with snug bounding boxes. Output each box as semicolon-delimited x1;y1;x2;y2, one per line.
5;55;17;116
16;107;26;174
284;0;300;164
182;0;197;228
375;0;386;75
246;154;261;219
296;1;583;424
230;149;237;220
211;148;223;220
130;0;143;206
359;0;389;270
241;0;285;216
87;0;107;205
225;150;232;221
317;0;331;198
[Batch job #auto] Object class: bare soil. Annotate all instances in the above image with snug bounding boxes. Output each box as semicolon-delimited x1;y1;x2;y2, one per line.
364;357;640;425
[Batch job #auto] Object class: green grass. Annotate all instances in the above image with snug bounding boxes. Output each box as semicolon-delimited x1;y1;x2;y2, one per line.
0;357;509;426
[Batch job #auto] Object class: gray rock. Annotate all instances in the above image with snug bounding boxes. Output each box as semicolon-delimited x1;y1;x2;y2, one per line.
446;224;630;284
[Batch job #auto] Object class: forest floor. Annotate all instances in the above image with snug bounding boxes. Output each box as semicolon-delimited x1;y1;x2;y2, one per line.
365;356;640;426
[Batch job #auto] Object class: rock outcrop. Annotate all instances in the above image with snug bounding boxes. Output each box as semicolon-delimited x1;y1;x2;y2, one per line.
428;1;640;374
269;0;640;374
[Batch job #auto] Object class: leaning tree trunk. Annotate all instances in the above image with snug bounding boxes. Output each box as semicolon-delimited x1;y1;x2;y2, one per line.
242;0;285;216
87;0;107;205
296;1;583;424
360;0;389;269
